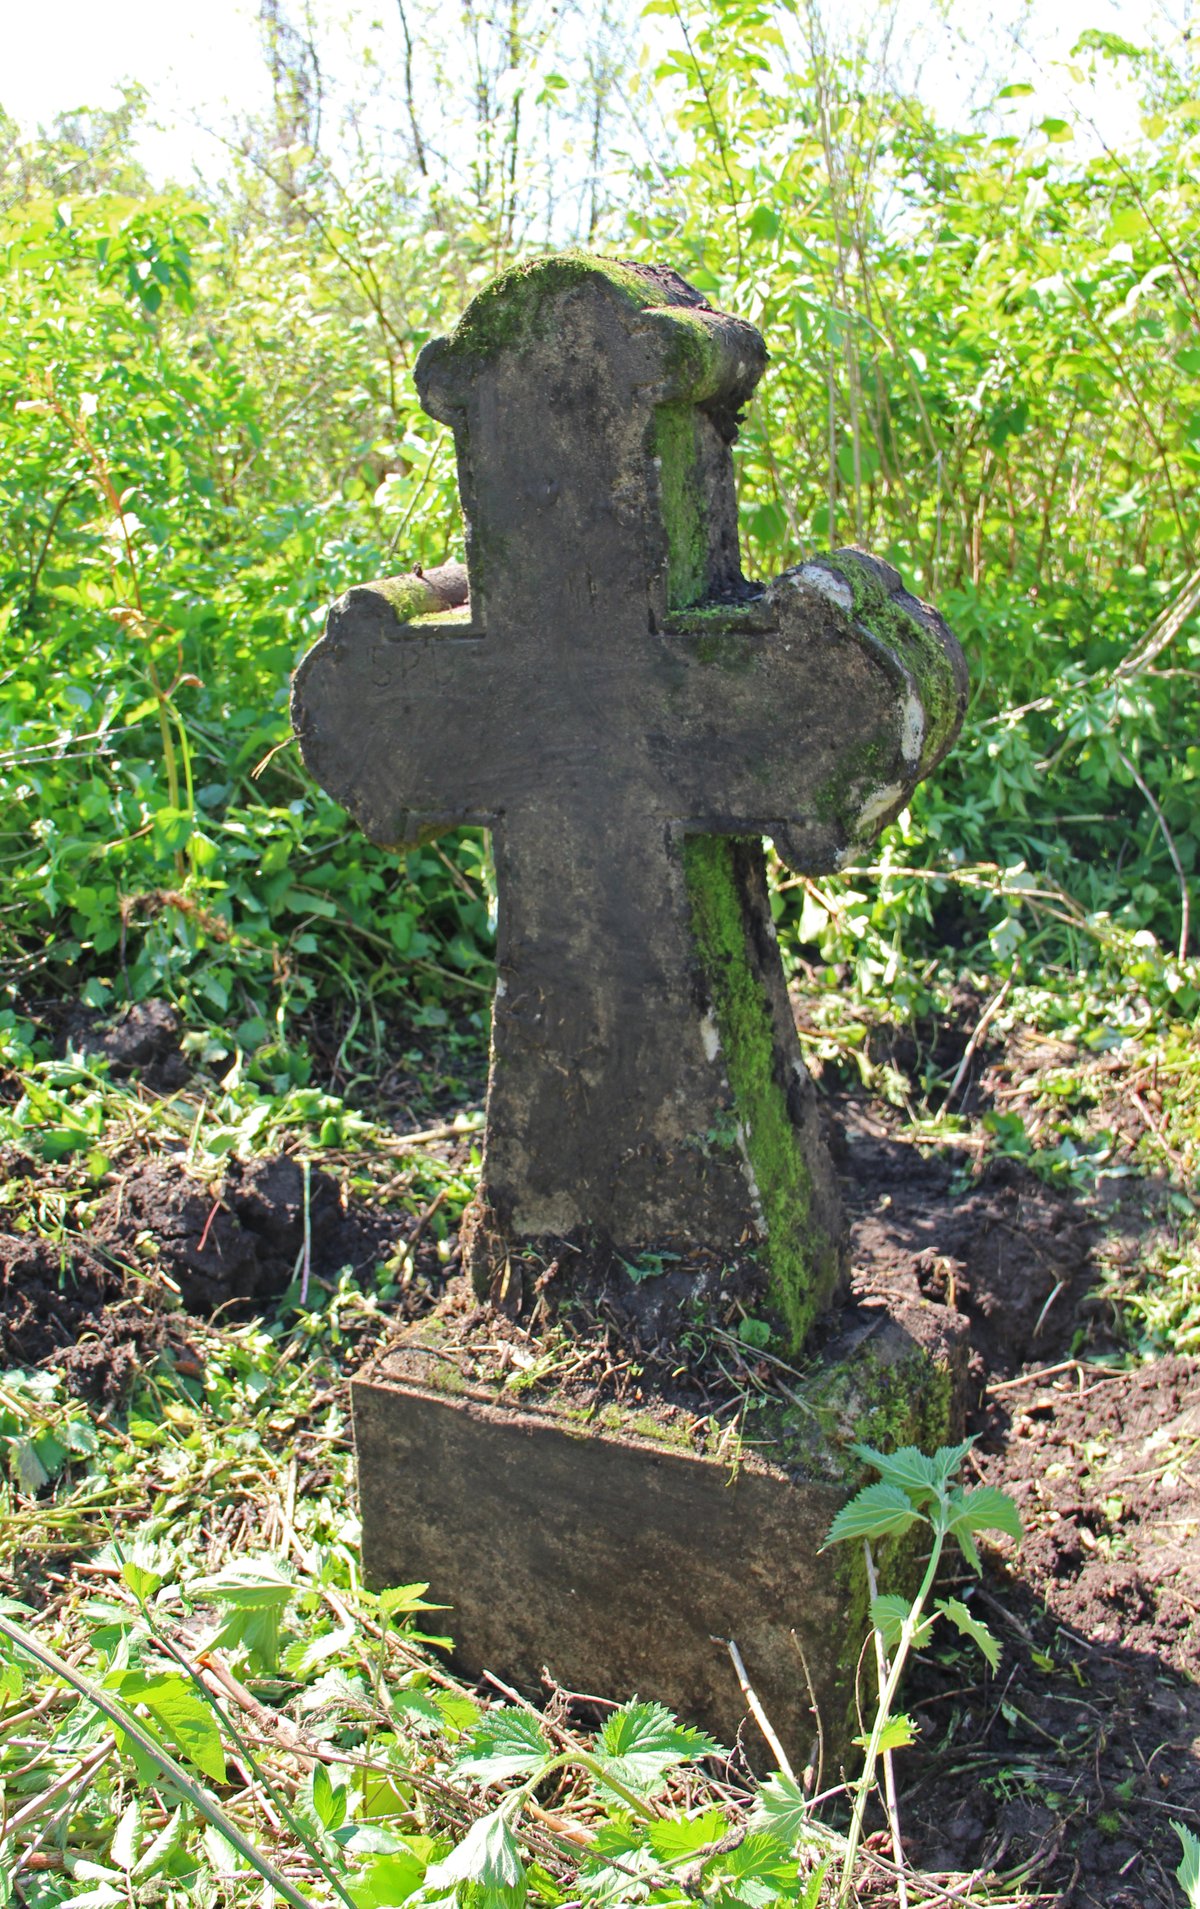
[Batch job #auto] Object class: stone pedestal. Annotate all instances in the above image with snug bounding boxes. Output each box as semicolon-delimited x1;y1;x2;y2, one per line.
351;1296;966;1763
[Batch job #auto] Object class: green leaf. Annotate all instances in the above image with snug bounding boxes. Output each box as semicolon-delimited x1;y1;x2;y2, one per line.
202;1823;245;1876
282;1628;355;1678
132;1807;187;1881
435;1691;481;1737
748;1771;809;1849
421;1810;526;1909
709;1829;797;1891
379;1583;446;1619
107;1672;227;1783
936;1597;1001;1671
350;1849;426;1909
869;1594;913;1652
946;1486;1023;1545
1175;1822;1200;1907
852;1443;938;1502
594;1700;720;1798
312;1761;348;1831
192;1558;298;1607
120;1558;164;1604
455;1707;552;1784
193;1557;297;1670
878;1713;917;1754
110;1798;142;1872
854;1713;915;1754
646;1809;728;1861
822;1483;920;1548
11;1437;51;1492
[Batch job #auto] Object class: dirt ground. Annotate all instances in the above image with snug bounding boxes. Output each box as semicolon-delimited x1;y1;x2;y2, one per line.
1;1006;1197;1908
830;1094;1200;1906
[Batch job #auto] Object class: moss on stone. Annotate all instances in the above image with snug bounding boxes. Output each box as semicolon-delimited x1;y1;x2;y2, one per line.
370;575;453;621
653;403;707;610
811;732;899;833
432;252;729;377
815;552;963;772
662;600;775;636
682;834;841;1353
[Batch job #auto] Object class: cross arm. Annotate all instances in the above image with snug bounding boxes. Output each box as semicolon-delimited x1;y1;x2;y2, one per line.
290;571;503;850
655;546;967;870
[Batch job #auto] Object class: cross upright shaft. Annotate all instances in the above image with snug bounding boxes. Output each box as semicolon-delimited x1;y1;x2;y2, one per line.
292;255;967;1352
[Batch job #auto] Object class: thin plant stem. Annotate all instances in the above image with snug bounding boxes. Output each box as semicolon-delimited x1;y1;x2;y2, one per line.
0;1613;322;1909
838;1524;943;1903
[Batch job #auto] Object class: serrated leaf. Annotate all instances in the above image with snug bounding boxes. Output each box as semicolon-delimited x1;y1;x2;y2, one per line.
379;1582;446;1618
121;1560;163;1604
947;1486;1023;1544
748;1771;809;1850
954;1527;983;1575
869;1595;911;1651
852;1443;937;1502
11;1437;50;1492
435;1691;481;1737
646;1809;727;1861
312;1761;347;1830
455;1707;552;1783
132;1807;186;1880
594;1700;720;1798
204;1604;283;1672
392;1688;444;1728
854;1713;915;1754
421;1809;526;1909
60;1885;122;1909
936;1597;1001;1671
930;1439;976;1487
192;1558;298;1607
203;1824;246;1875
110;1798;142;1872
1175;1822;1200;1906
282;1627;355;1678
823;1483;920;1548
108;1672;227;1782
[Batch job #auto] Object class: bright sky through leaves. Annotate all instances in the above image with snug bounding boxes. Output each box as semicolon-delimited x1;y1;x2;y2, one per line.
1;0;1176;184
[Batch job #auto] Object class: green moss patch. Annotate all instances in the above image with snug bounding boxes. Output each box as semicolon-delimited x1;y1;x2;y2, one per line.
682;834;841;1352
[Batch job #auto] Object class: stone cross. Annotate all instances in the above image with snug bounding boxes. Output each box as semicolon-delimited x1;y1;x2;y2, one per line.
292;255;966;1353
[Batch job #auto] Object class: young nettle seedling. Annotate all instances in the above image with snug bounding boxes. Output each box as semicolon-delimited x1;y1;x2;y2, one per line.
822;1440;1022;1904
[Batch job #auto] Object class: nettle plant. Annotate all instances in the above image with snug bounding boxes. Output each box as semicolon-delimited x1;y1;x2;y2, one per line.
432;1699;828;1909
823;1440;1023;1900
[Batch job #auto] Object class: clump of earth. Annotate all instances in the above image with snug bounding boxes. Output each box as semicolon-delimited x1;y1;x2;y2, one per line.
0;1150;410;1402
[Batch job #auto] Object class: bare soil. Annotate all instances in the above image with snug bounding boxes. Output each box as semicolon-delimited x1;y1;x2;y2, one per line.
0;1148;410;1400
834;1095;1199;1907
1;1009;1196;1906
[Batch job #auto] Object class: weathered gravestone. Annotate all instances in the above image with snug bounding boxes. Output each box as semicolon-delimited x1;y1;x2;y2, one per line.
292;254;968;1756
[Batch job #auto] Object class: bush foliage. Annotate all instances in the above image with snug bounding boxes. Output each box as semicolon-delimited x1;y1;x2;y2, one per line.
1;4;1197;1062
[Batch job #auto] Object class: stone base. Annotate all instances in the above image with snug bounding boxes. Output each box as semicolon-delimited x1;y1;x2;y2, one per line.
351;1297;966;1765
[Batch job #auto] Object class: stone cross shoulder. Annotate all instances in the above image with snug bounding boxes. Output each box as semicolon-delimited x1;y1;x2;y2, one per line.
292;255;966;1353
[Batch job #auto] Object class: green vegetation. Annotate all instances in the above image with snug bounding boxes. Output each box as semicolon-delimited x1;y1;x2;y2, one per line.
1;2;1198;1905
821;1442;1022;1902
683;834;840;1347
